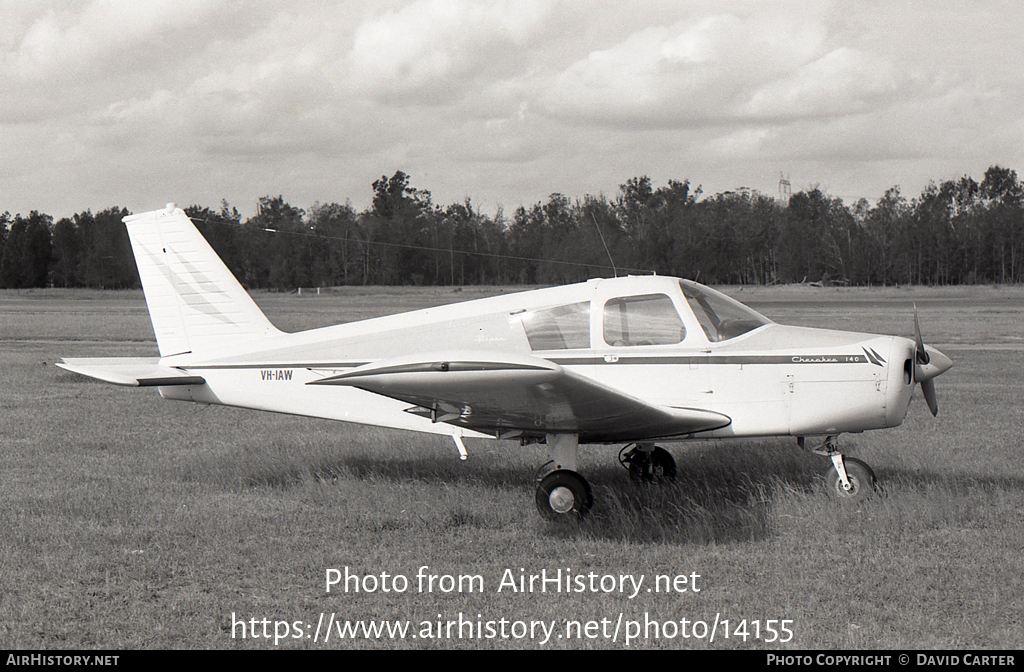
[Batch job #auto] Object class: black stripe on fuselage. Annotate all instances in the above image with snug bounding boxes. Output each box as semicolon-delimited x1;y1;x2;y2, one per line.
182;362;371;370
548;354;870;366
175;354;872;371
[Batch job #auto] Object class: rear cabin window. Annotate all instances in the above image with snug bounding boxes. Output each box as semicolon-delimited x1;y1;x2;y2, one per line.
603;294;685;346
521;302;591;350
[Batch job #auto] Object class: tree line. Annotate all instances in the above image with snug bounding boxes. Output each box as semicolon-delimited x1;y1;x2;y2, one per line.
2;165;1022;290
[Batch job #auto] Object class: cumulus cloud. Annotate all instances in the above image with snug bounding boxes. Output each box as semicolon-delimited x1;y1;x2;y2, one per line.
348;0;552;102
0;1;1020;218
536;8;905;127
0;0;264;123
8;0;225;80
743;47;901;119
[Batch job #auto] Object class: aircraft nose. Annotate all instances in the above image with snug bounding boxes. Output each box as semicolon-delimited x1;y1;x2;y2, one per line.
917;345;952;383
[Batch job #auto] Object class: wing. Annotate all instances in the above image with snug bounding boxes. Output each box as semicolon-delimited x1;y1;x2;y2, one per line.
57;358;206;387
307;352;730;443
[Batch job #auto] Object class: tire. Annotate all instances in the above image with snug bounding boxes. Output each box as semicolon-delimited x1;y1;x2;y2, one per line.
536;470;593;521
826;457;876;502
627;446;677;484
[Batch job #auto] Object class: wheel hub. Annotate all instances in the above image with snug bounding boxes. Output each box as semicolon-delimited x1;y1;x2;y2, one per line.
548;486;575;513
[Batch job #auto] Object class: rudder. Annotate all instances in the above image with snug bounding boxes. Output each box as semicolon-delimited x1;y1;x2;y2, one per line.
124;204;281;357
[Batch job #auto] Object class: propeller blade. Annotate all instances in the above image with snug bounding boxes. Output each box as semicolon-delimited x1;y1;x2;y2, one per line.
913;303;929;365
911;306;952;417
921;378;938;416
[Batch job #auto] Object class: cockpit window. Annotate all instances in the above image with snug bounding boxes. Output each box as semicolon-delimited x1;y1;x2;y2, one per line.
603;294;685;346
521;302;591;350
679;280;771;342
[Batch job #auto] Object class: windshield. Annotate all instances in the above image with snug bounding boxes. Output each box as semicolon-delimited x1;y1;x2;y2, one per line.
679;280;772;342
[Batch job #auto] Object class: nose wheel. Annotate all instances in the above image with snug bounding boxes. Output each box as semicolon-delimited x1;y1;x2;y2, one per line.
804;436;877;502
802;436;876;497
825;456;876;502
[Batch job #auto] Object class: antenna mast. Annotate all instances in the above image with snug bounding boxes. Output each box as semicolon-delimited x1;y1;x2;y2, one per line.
590;213;618;277
778;172;792;203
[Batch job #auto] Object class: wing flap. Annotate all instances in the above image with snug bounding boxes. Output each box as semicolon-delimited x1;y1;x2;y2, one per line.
308;352;730;442
57;357;206;387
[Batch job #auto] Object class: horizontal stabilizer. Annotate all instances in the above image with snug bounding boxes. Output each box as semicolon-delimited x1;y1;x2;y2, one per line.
309;351;730;442
57;357;206;387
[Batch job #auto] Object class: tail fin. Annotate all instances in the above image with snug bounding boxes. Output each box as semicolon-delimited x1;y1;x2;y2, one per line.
124;204;281;357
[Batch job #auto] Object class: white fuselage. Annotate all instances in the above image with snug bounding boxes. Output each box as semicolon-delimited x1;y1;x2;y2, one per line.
158;276;918;443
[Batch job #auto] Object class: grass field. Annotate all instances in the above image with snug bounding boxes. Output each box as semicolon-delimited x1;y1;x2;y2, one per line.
1;284;1022;649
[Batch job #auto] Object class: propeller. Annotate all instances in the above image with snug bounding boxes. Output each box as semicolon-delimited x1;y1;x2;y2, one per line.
912;304;953;416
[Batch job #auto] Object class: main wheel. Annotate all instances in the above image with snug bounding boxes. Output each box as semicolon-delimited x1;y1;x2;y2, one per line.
626;446;677;484
825;457;876;502
536;470;593;521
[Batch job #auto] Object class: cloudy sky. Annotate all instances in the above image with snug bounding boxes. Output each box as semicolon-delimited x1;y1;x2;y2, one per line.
2;0;1022;219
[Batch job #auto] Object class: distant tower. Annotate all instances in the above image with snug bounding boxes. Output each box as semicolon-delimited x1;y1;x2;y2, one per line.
778;172;792;203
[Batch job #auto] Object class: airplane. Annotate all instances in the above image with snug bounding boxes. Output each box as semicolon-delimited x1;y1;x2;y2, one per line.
58;204;953;520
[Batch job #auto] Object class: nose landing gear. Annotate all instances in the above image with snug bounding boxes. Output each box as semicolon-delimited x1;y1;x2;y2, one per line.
825;456;876;501
801;435;877;502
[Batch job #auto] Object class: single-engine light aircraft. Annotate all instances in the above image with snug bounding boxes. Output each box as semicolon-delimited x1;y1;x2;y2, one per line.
59;205;952;520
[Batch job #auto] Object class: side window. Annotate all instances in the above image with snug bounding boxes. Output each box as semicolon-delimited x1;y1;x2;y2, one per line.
603;294;685;346
521;302;591;350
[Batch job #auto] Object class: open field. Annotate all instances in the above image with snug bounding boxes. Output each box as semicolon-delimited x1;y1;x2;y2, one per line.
1;284;1023;649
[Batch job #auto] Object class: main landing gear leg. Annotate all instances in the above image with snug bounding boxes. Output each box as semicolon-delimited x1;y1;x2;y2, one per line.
801;435;877;502
535;434;592;521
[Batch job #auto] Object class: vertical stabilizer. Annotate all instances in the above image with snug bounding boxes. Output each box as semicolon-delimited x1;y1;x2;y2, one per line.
124;204;281;357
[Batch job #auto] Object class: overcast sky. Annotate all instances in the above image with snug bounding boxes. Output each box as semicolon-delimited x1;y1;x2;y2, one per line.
2;0;1022;219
